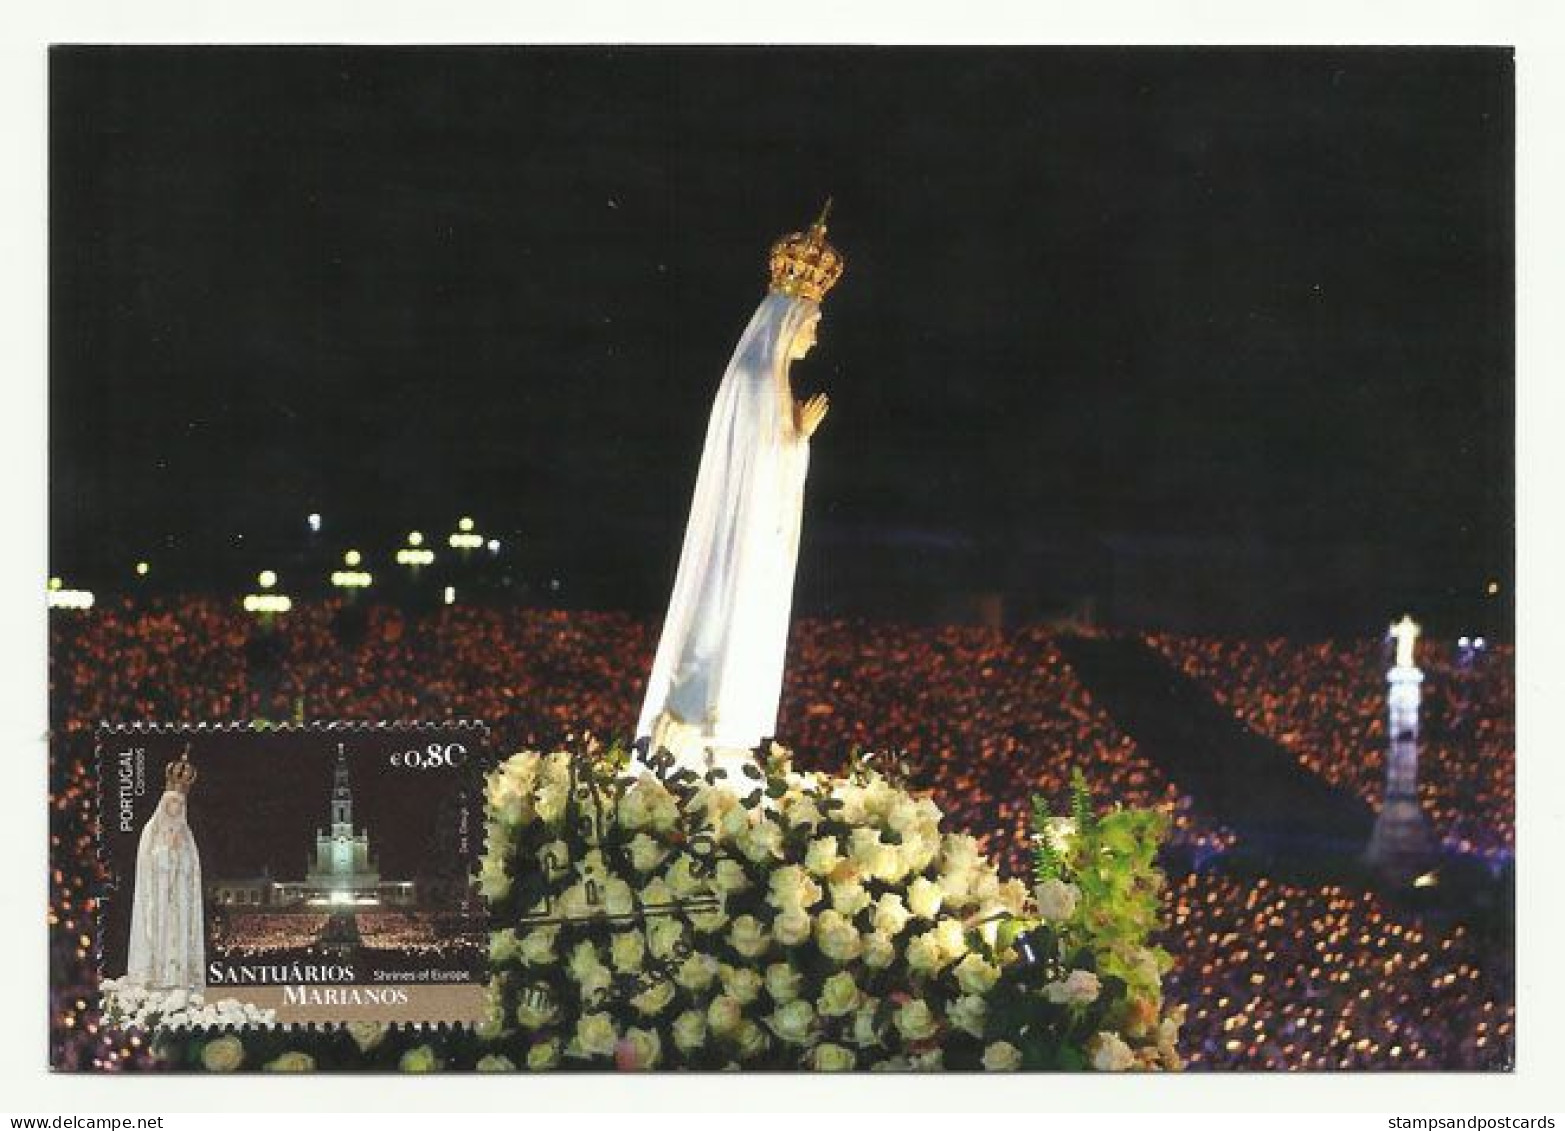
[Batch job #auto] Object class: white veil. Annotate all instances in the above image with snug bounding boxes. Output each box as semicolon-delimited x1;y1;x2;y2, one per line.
636;291;818;760
126;789;205;991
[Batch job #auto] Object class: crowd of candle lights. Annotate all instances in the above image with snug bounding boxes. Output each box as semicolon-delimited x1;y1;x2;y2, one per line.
1147;634;1515;861
209;912;484;961
48;598;1511;1070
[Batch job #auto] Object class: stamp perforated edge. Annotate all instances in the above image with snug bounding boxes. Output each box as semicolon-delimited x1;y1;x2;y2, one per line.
90;719;495;1034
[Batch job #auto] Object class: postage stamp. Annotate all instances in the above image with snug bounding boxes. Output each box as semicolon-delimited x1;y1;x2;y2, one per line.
95;722;490;1029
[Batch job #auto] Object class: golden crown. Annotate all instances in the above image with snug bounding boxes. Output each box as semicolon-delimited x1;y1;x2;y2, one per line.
768;199;844;304
166;752;197;791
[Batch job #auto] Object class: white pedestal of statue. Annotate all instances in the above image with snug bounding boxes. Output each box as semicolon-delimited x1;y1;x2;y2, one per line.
642;707;762;781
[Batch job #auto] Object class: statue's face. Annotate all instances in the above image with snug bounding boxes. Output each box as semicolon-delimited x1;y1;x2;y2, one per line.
789;312;821;360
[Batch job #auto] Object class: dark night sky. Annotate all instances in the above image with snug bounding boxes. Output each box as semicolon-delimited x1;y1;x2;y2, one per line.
49;47;1513;626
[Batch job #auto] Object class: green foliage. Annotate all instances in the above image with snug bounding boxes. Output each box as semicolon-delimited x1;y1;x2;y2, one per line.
1030;794;1064;885
988;771;1178;1069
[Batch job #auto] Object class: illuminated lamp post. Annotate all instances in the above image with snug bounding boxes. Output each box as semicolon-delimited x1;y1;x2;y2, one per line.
396;531;435;574
243;570;293;631
47;576;95;611
330;549;374;603
449;515;485;556
1366;615;1438;879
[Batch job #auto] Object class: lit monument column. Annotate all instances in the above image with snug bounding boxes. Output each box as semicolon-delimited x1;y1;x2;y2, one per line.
1366;615;1438;877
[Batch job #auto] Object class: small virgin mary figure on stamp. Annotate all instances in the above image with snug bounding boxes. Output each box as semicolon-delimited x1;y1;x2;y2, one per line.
125;752;206;992
635;202;842;777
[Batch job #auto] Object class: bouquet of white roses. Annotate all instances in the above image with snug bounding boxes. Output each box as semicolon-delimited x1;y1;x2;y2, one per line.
473;744;1181;1071
150;742;1181;1072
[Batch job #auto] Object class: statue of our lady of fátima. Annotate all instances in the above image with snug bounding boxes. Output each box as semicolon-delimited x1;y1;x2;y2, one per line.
635;203;842;775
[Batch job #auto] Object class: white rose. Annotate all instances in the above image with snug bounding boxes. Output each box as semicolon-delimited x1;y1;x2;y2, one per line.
886;795;920;833
477;856;511;901
831;783;866;824
617;778;657;831
526;1038;560;1071
815;909;863;962
773;909;813;947
609;931;645;973
601;877;636;917
541;750;572;785
720;964;764;1005
646;914;685;960
714;858;751;894
1044;969;1100;1007
200;1035;244;1072
1091;1031;1136;1072
347;1020;387;1053
571;1013;618;1060
622;1026;663;1069
817;971;860;1018
907;876;943;919
475;1054;516;1072
894;999;938;1042
787;797;825;831
898;830;939;877
872;893;912;937
675;952;720;992
719;805;751;842
905;930;947;975
672;1009;707;1052
567;940;611;998
941;833;981;872
983;1041;1023;1071
628;832;668;873
933;918;969;963
707;994;741;1038
489;928;521;964
937;866;977;909
767;865;821;913
739;820;785;864
804;835;842;877
851;1002;885;1047
862;778;897;819
861;930;896;969
810;1043;856;1071
1035;878;1080;922
534;782;568;825
948;994;988;1039
662;854;702;897
953;953;1001;996
518;927;559;966
848;828;897;881
264;1051;316;1076
698;783;740;823
767;999;816;1045
765;962;803;1004
830;878;872;917
909;1049;944;1071
648;792;681;833
728;914;771;960
688;900;731;933
998;878;1031;916
736;1020;770;1060
631;979;676;1018
486;767;532;826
